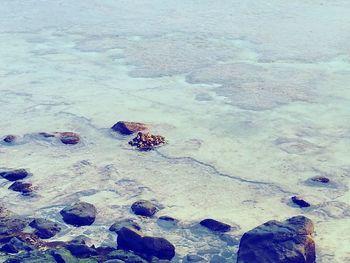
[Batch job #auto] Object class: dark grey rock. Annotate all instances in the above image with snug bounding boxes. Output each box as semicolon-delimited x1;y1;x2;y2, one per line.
111;121;148;135
0;217;29;235
131;200;158;217
237;215;316;263
109;218;141;233
65;242;97;258
3;135;16;143
200;219;231;232
29;218;62;239
8;181;33;195
0;169;30;181
117;226;175;260
0;237;32;253
291;196;311;208
60;202;97;226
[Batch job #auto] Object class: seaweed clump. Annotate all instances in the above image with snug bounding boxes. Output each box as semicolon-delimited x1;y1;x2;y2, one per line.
129;132;165;151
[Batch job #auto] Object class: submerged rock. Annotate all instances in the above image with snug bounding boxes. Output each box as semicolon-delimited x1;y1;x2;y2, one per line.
58;132;80;145
3;135;16;143
310;176;330;184
117;226;175;260
60;202;97;227
29;218;62;239
111;121;148;135
237;215;315;263
129;132;165;151
131;200;158;217
65;242;97;258
8;181;33;195
200;219;231;232
0;169;30;181
291;196;311;208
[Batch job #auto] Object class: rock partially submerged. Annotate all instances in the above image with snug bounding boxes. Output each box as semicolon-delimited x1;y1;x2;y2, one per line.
60;202;97;227
3;135;16;143
117;226;175;260
291;196;311;208
0;169;30;181
58;132;80;145
131;200;159;217
310;176;330;184
237;215;316;263
8;181;33;195
111;121;148;135
200;219;231;233
109;218;141;233
129;132;165;151
38;131;80;145
29;218;62;239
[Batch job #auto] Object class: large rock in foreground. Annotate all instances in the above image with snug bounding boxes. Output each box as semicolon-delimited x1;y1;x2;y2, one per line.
60;202;97;227
111;121;148;135
117;226;175;260
237;215;315;263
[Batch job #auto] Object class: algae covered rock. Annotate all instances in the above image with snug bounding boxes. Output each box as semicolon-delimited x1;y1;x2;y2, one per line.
29;218;62;239
129;132;165;151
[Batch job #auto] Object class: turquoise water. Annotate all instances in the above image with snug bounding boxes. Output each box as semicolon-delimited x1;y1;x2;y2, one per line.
1;1;350;262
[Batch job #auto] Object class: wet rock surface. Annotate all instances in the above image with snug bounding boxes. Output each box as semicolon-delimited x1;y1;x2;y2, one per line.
111;121;149;135
237;215;315;263
58;132;80;145
60;202;97;226
2;135;16;143
117;226;176;260
8;181;33;195
29;218;62;239
109;218;141;233
200;219;231;233
310;176;330;184
291;196;311;208
0;169;30;181
131;200;159;217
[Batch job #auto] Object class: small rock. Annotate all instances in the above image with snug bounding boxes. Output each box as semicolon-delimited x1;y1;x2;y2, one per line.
0;169;30;181
291;196;311;208
0;216;29;235
8;181;33;195
109;218;141;233
0;237;32;254
129;132;165;151
38;132;55;138
185;254;205;262
29;218;62;239
310;176;330;184
58;132;80;145
107;249;147;263
200;219;231;232
237;215;315;263
3;135;16;143
157;216;178;228
111;121;149;135
60;202;97;227
131;200;158;217
65;242;97;258
117;226;175;260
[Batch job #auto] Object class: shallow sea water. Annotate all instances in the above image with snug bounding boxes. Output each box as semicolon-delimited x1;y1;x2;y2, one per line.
0;1;350;262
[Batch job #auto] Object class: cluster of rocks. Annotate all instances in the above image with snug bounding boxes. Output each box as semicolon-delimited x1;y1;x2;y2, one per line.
111;121;166;151
129;132;166;151
2;131;81;145
0;169;34;195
